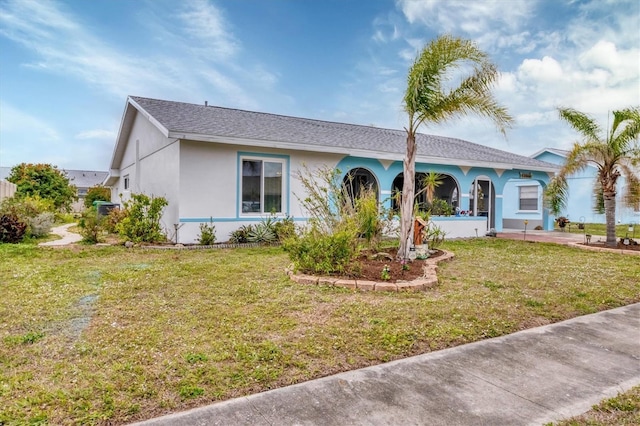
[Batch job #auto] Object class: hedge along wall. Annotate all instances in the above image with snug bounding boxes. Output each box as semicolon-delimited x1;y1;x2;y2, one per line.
0;180;17;202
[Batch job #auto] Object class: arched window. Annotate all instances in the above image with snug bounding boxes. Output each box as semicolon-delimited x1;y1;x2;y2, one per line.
343;168;378;204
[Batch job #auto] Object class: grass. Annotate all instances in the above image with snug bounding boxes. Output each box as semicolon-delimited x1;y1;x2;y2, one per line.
557;222;638;238
1;239;639;424
548;386;640;425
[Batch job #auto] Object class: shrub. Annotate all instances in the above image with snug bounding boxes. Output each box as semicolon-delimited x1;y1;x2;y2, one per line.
84;186;111;208
272;216;296;242
283;227;360;276
79;207;104;244
247;222;277;244
355;188;384;249
428;198;453;216
117;194;168;243
197;218;216;245
0;214;27;243
229;224;254;244
28;212;55;238
0;195;54;219
103;207;128;234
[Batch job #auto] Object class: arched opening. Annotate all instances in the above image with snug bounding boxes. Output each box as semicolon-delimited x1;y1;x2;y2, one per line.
343;168;379;204
391;172;460;214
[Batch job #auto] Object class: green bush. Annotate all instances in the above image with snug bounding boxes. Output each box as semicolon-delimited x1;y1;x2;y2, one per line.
28;212;55;238
283;228;360;276
229;224;254;243
0;214;28;243
103;208;127;234
273;216;296;242
197;218;216;245
247;222;276;244
116;194;168;243
79;207;104;244
84;186;111;208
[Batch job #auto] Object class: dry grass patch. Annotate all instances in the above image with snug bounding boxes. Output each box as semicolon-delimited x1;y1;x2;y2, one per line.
548;385;640;425
1;239;639;424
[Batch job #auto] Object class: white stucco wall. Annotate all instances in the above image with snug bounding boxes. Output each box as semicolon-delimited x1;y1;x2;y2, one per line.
177;140;342;243
112;112;181;240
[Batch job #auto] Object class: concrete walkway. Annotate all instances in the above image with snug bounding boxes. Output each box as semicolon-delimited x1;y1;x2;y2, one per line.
132;303;640;426
38;222;82;246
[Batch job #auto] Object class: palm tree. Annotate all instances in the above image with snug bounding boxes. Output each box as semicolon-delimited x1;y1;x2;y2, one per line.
546;107;640;247
398;35;513;259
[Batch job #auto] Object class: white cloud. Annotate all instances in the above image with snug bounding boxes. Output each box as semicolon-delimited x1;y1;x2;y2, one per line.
397;0;536;35
75;129;116;140
178;0;239;59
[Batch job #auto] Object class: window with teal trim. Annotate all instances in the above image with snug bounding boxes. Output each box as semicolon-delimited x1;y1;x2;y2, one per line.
241;158;283;214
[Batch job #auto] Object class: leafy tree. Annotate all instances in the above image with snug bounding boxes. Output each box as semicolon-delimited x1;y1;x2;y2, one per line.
398;35;513;258
7;163;77;211
84;185;111;208
546;107;640;247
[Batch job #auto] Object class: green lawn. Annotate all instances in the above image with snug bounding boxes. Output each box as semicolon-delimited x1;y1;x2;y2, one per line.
557;222;639;238
1;239;639;425
548;386;640;425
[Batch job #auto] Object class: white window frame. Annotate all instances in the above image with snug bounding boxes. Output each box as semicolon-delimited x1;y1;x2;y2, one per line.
123;175;130;191
239;156;286;216
518;185;539;212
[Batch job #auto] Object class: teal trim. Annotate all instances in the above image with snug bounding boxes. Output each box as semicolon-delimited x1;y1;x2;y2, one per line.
180;216;309;223
236;151;290;218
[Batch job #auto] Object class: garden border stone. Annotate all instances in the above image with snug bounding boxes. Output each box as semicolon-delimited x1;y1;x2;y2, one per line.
288;250;455;292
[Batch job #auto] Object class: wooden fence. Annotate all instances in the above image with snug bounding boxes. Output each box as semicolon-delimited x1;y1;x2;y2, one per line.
0;180;17;202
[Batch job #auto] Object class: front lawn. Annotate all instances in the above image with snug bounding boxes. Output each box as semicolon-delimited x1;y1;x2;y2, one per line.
557;222;638;238
1;239;639;424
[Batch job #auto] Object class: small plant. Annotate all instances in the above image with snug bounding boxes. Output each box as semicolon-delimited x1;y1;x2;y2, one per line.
179;385;204;400
381;265;391;280
103;207;128;234
247;222;276;244
272;215;296;242
197;218;216;245
79;207;104;244
185;352;209;364
229;224;255;243
0;214;27;243
400;259;410;271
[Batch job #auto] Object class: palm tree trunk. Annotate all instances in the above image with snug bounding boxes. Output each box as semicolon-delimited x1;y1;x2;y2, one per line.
398;132;417;259
604;191;617;247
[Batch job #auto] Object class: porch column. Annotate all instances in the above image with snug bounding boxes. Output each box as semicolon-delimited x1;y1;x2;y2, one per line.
542;208;554;231
494;195;504;231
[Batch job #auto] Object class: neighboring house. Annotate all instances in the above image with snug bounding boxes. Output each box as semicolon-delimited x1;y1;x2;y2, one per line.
0;166;108;212
65;170;110;212
502;148;640;228
104;96;559;244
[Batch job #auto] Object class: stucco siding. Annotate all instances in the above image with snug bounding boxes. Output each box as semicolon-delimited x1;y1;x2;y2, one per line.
177;140;343;243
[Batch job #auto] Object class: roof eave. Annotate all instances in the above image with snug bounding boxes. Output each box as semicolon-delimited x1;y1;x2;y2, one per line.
109;97;171;170
170;132;558;172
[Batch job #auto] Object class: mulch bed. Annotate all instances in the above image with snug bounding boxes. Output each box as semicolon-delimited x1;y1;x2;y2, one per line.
355;247;444;282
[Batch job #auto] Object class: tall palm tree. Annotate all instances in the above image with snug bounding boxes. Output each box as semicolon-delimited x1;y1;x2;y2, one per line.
546;107;640;247
398;35;513;259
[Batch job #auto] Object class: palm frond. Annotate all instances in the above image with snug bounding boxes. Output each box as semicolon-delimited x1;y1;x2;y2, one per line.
592;180;605;214
544;175;569;216
558;108;601;143
619;162;640;210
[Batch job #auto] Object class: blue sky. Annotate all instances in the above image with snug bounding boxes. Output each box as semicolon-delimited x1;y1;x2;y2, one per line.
1;0;638;171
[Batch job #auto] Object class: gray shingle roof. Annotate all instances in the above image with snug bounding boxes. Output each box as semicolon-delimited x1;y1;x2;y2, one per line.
130;96;556;170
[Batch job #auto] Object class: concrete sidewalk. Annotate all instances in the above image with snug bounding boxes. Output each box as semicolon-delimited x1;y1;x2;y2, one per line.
132;303;640;426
